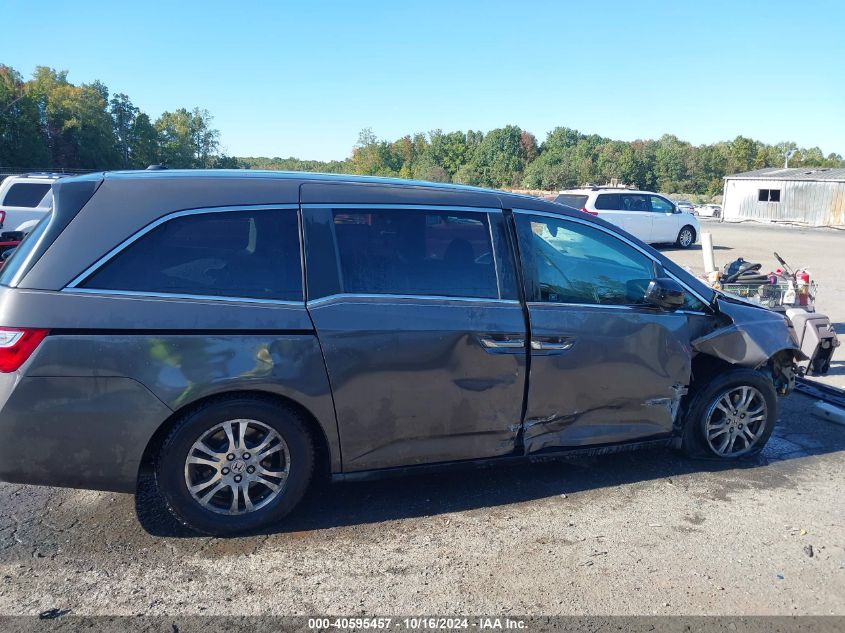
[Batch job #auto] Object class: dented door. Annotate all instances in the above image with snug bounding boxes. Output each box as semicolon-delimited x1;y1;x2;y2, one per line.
513;211;693;452
304;206;527;472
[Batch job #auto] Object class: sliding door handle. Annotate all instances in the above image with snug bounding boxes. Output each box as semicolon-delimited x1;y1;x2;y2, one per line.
478;336;525;350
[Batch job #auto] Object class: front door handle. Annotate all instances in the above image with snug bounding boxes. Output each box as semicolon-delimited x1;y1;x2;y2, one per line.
531;337;575;352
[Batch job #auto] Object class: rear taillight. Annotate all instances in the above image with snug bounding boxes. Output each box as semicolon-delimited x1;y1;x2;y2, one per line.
0;328;49;373
581;207;599;216
0;210;6;226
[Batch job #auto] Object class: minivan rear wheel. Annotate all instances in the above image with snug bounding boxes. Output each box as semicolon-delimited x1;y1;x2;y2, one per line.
156;397;314;535
676;225;696;248
682;368;777;459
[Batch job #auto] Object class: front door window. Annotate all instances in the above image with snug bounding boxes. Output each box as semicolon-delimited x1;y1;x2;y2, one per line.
516;214;657;306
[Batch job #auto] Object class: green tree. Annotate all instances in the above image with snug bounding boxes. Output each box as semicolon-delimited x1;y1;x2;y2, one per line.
727;136;757;174
457;125;529;188
110;93;139;168
156;107;219;168
0;65;49;168
129;112;159;167
26;67;118;168
654;134;693;192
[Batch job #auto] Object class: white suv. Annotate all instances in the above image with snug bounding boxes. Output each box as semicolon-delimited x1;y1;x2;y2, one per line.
553;188;700;249
0;173;63;231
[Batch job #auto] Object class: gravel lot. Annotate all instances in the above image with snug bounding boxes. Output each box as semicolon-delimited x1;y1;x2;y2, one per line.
0;221;843;617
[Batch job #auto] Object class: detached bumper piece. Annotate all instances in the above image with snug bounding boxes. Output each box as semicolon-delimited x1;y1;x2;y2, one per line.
786;309;840;376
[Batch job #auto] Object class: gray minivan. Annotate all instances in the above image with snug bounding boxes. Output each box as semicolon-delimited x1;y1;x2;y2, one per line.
0;171;802;534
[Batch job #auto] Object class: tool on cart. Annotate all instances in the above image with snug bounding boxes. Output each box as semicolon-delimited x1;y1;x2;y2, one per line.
714;252;839;377
720;253;815;311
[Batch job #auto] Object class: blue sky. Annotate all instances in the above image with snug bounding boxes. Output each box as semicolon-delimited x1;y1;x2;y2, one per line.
4;0;844;160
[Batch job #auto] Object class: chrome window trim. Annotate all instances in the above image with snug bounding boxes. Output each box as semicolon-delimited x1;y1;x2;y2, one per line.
512;208;712;309
527;302;635;311
527;301;708;316
65;204;300;290
301;203;497;212
61;287;304;306
307;293;520;307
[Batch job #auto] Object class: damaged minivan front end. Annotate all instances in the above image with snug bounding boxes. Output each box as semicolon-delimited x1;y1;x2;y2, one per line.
694;294;805;395
519;279;804;460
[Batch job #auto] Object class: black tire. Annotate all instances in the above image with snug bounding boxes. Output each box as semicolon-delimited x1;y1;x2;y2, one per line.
155;396;314;535
682;368;777;459
675;225;696;249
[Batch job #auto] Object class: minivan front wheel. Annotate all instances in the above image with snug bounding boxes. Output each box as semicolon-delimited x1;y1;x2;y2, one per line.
676;225;696;248
156;397;314;535
682;368;777;459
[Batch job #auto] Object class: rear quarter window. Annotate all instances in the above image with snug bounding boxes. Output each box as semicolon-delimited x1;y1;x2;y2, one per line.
79;209;302;301
553;194;588;209
2;183;52;207
594;194;621;210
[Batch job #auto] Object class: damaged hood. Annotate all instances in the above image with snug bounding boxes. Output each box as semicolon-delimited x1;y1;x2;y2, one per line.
692;297;806;367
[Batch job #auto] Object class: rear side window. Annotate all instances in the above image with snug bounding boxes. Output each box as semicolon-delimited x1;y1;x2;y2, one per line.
80;209;302;301
620;194;649;212
594;194;621;210
553;194;588;209
332;209;499;299
2;183;51;207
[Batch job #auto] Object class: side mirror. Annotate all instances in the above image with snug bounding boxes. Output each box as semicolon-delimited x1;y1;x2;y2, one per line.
644;278;685;310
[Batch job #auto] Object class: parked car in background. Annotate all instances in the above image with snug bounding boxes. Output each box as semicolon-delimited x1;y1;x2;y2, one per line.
0;174;62;231
675;200;695;214
554;188;700;248
697;203;722;218
0;171;802;534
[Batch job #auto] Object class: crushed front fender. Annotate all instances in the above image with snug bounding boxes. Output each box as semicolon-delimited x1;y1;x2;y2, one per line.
693;297;806;395
693;297;806;367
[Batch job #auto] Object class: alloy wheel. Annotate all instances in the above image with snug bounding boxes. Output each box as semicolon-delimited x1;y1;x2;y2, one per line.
183;419;290;515
704;386;768;457
679;228;694;247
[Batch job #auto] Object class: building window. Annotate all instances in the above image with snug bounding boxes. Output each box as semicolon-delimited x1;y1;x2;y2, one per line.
758;189;781;202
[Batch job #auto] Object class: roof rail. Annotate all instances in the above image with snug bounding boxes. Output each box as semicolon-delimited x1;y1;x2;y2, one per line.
18;172;72;179
581;181;637;190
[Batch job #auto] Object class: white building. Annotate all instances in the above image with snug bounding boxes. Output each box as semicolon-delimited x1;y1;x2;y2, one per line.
722;167;845;227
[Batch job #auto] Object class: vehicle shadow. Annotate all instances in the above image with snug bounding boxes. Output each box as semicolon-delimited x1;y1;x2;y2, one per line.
135;404;845;539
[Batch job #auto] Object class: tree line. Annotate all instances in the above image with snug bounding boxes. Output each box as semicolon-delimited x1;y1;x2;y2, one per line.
244;127;845;197
2;65;842;195
0;65;238;171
